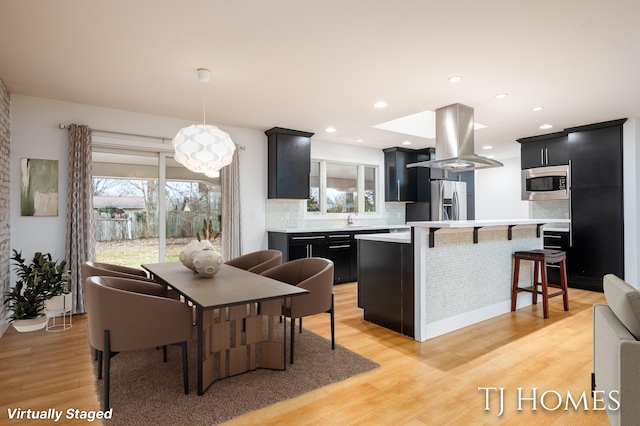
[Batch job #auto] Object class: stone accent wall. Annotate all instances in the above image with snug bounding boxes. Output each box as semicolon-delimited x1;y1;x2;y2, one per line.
0;79;10;324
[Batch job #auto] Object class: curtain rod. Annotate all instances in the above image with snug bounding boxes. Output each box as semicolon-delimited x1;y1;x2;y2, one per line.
58;124;246;150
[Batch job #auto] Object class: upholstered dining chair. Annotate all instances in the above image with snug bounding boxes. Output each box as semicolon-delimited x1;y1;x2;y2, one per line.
82;261;180;299
85;276;192;410
260;257;335;363
225;249;283;274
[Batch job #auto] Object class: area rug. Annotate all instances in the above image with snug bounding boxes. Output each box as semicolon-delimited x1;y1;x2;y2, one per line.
93;321;379;425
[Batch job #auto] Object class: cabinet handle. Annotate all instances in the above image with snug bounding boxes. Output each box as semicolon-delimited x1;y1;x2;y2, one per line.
544;245;563;249
545;148;549;165
329;245;351;249
544;235;562;239
568;160;573;248
291;236;325;240
541;148;544;165
309;244;313;257
546;264;561;269
396;179;400;201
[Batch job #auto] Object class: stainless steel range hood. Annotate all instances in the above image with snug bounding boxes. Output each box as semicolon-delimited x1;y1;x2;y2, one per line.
407;103;503;171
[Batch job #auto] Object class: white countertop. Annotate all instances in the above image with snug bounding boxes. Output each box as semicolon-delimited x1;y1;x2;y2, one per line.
406;219;570;229
267;225;410;233
355;231;411;244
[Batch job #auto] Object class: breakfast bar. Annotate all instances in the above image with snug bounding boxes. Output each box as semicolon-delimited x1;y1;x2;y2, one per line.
357;219;570;342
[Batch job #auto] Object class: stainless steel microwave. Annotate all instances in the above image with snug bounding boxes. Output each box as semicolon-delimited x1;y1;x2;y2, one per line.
521;164;570;201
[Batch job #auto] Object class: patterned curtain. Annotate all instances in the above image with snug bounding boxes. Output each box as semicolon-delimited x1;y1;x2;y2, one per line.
65;124;95;314
221;148;241;261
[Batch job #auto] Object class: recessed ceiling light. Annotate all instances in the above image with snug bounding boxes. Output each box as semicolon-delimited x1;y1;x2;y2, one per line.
482;145;493;150
532;106;543;112
495;93;508;99
539;124;553;130
356;139;363;142
402;141;412;145
374;101;388;108
325;127;336;133
448;76;462;83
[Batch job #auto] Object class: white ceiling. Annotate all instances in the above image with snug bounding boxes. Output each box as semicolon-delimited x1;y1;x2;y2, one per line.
2;0;640;161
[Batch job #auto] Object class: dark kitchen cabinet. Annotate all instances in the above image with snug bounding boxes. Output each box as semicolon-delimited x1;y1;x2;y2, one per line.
384;147;417;202
519;118;627;292
287;234;327;260
543;231;570;285
565;119;626;291
266;127;314;199
268;228;393;284
569;187;624;291
325;233;353;283
518;132;569;169
568;121;624;188
357;238;414;337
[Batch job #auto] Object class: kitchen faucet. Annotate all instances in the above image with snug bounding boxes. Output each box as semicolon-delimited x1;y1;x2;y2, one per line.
347;214;354;226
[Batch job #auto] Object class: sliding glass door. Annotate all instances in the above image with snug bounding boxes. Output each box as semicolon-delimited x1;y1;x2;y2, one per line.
92;150;221;269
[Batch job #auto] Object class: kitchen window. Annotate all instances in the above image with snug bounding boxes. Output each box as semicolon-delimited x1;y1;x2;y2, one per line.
308;160;377;214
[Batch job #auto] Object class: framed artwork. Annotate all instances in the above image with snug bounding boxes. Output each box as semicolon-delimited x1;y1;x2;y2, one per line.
20;158;59;216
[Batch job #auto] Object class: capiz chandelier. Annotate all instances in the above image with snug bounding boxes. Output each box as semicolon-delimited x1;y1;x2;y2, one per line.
172;68;235;174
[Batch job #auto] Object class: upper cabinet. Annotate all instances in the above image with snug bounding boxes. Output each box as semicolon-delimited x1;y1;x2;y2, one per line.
266;127;314;199
518;132;569;169
384;147;417;202
383;147;435;202
567;119;626;188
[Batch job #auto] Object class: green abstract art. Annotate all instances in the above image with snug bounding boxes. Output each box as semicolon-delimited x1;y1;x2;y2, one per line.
20;158;59;216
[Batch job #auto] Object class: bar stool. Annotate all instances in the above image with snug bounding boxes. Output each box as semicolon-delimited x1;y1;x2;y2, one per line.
511;249;569;319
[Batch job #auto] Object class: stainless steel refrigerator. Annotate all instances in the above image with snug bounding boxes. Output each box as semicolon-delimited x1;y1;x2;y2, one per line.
431;180;467;221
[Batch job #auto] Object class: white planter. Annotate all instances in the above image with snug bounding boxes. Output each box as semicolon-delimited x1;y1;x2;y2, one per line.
12;316;47;332
45;292;73;313
44;292;73;332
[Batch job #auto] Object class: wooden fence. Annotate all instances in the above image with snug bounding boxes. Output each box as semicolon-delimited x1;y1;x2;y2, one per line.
94;211;221;242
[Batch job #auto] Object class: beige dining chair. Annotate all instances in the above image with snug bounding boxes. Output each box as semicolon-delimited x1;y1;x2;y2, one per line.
225;249;283;274
260;257;335;363
82;261;180;299
85;276;192;410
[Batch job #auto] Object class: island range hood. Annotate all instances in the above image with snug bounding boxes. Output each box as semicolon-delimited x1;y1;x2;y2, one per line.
407;103;503;171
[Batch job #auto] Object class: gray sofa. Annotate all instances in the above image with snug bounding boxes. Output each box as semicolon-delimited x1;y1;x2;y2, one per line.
593;274;640;425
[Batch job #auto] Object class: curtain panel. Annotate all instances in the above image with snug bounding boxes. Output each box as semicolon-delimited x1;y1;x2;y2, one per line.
221;148;241;261
65;124;95;314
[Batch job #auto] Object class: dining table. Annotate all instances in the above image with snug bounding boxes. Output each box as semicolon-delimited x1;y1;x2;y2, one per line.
142;262;309;395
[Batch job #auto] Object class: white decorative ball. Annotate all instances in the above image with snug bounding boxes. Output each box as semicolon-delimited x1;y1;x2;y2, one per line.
180;240;215;271
193;249;224;278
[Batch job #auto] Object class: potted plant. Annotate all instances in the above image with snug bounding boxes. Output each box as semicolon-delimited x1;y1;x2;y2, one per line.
3;250;71;332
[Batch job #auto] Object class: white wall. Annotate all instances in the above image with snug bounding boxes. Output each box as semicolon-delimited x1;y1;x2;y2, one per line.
311;139;385;165
474;157;529;220
10;95;268;263
623;118;640;287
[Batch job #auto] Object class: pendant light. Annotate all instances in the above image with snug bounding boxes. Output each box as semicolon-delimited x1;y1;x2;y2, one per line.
172;68;235;174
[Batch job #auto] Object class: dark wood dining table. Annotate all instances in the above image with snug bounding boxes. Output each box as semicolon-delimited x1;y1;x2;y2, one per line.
142;262;309;395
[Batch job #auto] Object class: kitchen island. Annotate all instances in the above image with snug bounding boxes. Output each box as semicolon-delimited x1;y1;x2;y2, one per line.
357;219;570;342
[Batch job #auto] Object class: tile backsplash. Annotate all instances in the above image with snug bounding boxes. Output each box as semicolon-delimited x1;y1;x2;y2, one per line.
530;200;570;228
265;199;406;230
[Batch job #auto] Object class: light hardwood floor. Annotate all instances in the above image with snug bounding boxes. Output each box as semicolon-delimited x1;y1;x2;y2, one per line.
0;283;608;425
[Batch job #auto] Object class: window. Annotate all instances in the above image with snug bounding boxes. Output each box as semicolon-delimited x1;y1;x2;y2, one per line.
307;160;378;215
92;150;221;268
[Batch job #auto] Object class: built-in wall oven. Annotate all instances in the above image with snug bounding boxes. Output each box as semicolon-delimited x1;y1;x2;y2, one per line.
521;164;570;201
